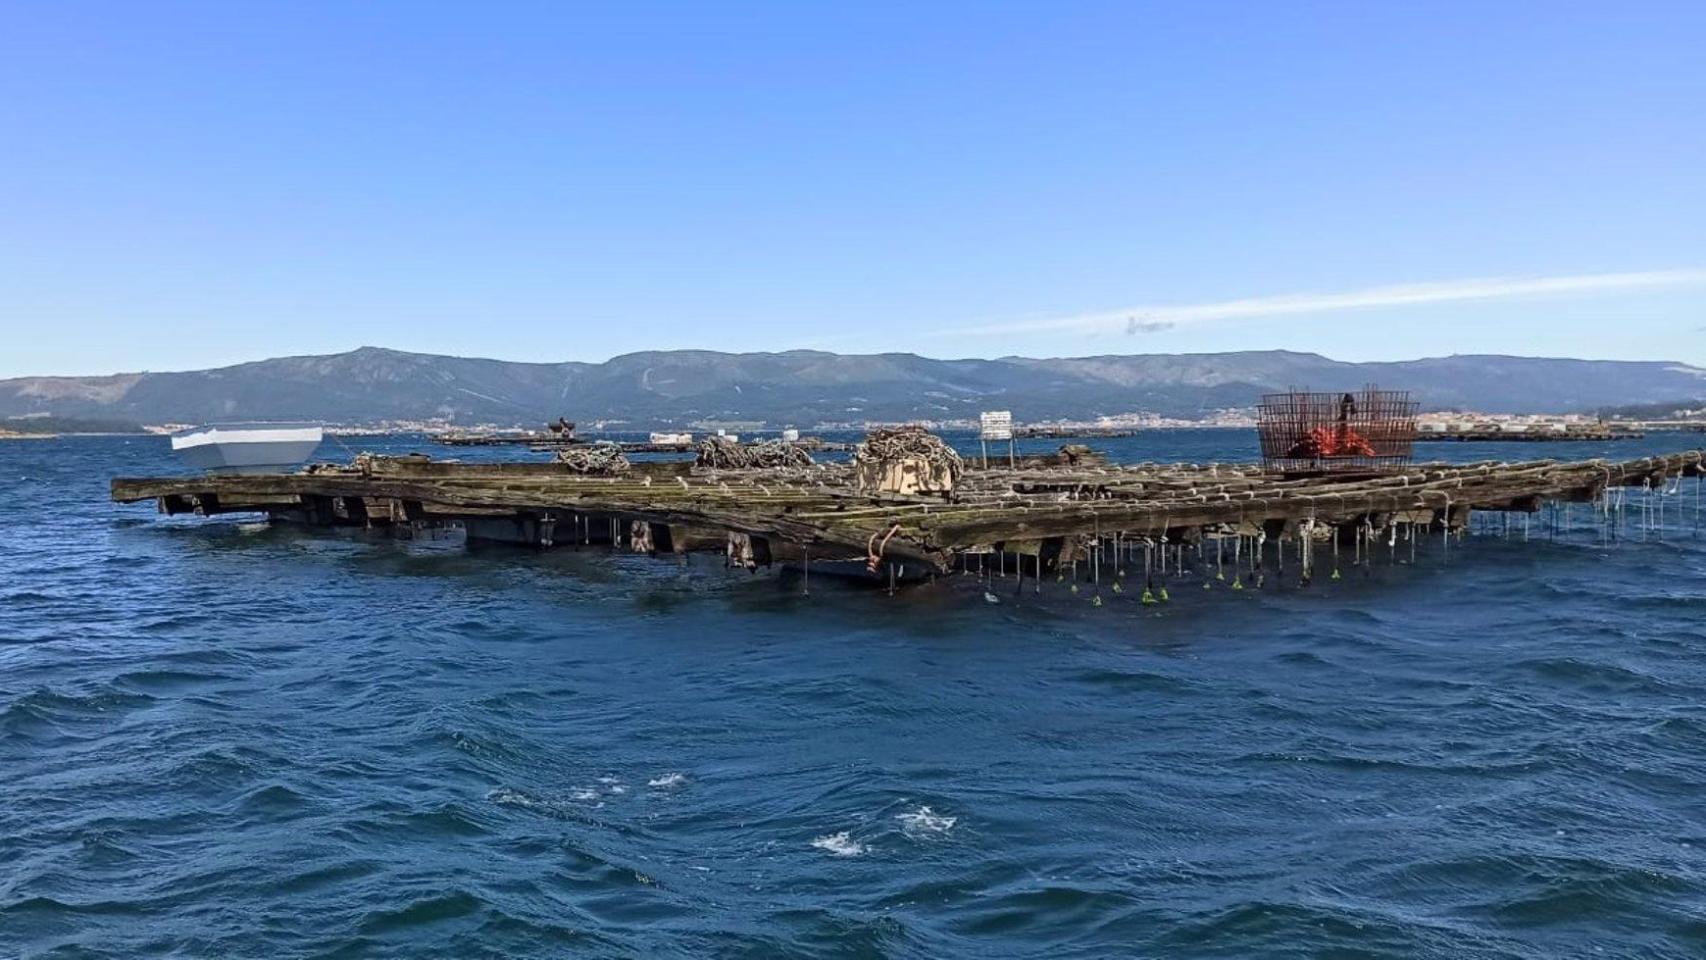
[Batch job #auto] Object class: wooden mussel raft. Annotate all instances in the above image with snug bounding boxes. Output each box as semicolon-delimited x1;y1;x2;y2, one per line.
111;434;1706;591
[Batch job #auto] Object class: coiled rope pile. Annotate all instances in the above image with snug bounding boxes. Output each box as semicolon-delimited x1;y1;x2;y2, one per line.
695;436;814;469
557;443;631;475
854;426;964;483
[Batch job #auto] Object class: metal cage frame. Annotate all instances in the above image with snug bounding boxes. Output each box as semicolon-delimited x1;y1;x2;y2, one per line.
1257;387;1418;473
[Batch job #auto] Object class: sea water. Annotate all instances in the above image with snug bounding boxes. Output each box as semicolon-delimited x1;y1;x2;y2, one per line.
3;432;1705;957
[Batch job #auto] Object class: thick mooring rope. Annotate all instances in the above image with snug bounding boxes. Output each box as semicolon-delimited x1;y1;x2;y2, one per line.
866;522;902;574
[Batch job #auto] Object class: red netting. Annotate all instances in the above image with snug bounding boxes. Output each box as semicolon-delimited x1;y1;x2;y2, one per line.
1258;387;1417;473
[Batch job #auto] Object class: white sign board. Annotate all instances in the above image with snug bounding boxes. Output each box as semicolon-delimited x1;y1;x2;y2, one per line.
979;410;1013;441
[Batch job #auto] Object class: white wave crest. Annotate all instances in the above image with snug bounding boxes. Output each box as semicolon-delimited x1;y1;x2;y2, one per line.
648;772;688;788
486;787;538;809
896;805;957;836
490;786;605;811
811;831;865;857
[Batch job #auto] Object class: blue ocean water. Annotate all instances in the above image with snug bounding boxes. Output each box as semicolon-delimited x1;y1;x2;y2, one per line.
4;431;1706;958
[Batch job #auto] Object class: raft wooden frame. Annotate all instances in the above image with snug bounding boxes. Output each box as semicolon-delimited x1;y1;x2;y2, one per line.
111;450;1706;581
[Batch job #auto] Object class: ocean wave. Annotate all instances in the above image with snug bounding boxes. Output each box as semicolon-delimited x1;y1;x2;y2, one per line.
1513;656;1680;695
0;893;149;919
1154;897;1497;956
0;590;61;605
1233;748;1549;777
811;832;865;857
949;883;1136;939
1069;667;1194;694
357;889;484;935
272;859;385;896
112;668;234;691
0;685;156;735
235;783;312;815
895;805;957;837
486;786;617;823
441;727;533;765
374;803;494;839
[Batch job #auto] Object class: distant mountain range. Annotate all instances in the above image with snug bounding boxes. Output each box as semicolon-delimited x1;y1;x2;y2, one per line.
3;347;1704;427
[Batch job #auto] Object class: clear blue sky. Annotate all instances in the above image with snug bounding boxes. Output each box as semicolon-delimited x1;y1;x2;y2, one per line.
3;1;1703;377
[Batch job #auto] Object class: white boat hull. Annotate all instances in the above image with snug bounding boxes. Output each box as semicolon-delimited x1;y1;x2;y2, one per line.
170;424;324;475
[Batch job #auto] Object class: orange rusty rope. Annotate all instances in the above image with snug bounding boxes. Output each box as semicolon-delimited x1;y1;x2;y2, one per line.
866;523;902;574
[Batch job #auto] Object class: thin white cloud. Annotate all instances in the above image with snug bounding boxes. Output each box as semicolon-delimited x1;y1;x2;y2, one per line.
940;267;1706;338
